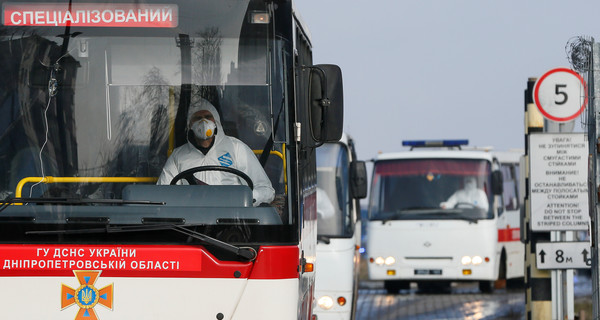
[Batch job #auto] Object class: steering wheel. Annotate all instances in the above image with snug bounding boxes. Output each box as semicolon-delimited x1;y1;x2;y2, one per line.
454;202;477;209
169;165;254;190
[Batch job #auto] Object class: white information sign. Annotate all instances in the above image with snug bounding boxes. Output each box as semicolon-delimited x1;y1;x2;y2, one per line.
535;242;592;269
529;133;588;231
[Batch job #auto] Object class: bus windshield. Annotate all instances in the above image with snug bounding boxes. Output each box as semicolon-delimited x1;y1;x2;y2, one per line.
369;158;493;221
0;0;293;244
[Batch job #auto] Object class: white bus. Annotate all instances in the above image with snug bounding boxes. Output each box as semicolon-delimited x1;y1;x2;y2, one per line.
314;134;367;319
494;150;525;286
366;140;513;293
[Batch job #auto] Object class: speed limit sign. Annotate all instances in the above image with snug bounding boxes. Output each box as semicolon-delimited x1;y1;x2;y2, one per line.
533;68;588;122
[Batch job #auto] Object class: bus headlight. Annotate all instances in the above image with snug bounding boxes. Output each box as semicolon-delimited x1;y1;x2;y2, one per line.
461;255;483;265
373;256;395;266
471;256;483;265
384;256;396;266
317;296;334;310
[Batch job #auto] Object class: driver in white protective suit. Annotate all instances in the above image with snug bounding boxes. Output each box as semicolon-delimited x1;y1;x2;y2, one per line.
157;98;275;206
439;176;488;211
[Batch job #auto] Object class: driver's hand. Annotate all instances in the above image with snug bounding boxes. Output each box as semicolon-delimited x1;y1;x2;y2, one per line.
439;202;448;209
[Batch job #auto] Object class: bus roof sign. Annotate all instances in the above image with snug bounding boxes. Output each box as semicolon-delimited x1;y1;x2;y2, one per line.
3;3;179;28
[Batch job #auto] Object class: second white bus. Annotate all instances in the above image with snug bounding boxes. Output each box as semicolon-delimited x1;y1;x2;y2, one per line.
314;134;367;319
494;150;525;286
366;140;521;293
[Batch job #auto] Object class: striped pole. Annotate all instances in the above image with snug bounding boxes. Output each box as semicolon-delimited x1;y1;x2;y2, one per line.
524;77;552;319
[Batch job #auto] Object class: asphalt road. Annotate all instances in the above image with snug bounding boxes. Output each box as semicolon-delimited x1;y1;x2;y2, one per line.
355;272;592;320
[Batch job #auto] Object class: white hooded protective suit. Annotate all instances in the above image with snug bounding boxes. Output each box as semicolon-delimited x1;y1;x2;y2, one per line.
157;99;275;206
316;187;335;220
440;177;489;211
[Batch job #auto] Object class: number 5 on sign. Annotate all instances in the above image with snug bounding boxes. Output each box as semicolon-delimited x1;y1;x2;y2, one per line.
533;68;588;122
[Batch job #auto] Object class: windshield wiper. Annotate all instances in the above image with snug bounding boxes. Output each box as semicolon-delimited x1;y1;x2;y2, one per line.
398;206;440;211
370;211;403;224
375;208;435;224
0;197;165;213
26;224;257;261
374;208;479;224
432;211;479;224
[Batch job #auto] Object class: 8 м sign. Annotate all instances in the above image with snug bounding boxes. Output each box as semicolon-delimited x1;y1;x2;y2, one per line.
533;68;587;122
536;242;591;269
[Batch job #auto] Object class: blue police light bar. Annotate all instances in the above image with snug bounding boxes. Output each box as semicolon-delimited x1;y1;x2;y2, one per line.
402;139;469;147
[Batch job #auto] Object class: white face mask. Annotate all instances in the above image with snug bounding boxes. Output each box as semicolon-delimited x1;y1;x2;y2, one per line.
191;119;216;140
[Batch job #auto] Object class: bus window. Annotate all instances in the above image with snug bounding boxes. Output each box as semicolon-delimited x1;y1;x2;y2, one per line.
369;158;493;221
316;142;351;237
501;164;519;211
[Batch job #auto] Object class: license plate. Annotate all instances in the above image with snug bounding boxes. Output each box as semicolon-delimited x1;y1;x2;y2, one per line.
414;269;442;275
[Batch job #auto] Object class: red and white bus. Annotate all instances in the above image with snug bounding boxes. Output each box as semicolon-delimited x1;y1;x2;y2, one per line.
0;0;344;319
366;140;522;293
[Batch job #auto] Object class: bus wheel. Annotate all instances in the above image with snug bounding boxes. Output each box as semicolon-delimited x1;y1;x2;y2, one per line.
479;280;494;293
384;280;409;294
494;253;507;290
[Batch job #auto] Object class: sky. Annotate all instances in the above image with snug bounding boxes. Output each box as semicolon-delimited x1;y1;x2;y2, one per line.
294;0;600;163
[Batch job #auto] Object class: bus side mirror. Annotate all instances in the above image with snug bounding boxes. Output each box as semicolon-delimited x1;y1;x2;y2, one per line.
308;64;344;143
492;170;503;195
350;160;368;199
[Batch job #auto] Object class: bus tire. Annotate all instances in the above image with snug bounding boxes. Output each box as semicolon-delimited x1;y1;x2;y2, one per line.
494;252;507;290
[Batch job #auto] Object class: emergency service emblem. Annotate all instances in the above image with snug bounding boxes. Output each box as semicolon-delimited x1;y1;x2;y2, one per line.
61;270;113;320
218;152;233;167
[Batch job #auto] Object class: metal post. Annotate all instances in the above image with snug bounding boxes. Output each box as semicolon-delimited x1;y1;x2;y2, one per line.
546;118;576;320
590;42;600;320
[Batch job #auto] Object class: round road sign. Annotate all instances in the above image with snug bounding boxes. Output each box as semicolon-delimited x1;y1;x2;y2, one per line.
533;67;587;122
